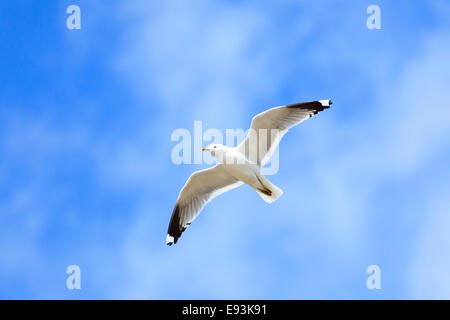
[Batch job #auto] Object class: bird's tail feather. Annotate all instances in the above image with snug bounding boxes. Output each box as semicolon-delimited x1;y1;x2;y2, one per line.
255;175;283;203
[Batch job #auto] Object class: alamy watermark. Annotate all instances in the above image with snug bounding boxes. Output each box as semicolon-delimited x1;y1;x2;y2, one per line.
366;5;381;30
66;265;81;290
66;5;81;30
366;265;381;290
170;121;280;175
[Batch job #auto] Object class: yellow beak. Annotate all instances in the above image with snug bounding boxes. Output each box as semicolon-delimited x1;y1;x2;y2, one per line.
201;148;207;151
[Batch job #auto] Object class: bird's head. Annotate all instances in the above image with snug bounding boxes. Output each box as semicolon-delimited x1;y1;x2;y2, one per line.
202;143;226;157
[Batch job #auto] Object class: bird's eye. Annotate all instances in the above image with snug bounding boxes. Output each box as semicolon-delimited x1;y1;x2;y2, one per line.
214;146;216;148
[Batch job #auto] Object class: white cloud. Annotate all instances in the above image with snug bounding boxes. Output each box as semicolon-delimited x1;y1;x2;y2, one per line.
408;189;450;299
2;1;450;299
98;1;450;298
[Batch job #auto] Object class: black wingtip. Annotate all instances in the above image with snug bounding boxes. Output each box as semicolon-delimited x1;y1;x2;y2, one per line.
167;204;184;245
285;100;331;118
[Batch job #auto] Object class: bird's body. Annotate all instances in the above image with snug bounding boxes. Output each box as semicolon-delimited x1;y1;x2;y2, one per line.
213;147;282;203
166;99;332;245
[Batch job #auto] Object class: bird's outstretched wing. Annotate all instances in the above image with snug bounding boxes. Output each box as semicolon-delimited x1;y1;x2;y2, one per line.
237;100;332;166
166;165;243;245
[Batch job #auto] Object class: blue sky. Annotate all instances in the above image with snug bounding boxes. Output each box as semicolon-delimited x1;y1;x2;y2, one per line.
1;0;450;299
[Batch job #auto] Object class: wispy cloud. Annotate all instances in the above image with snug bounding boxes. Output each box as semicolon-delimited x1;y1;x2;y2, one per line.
1;0;450;299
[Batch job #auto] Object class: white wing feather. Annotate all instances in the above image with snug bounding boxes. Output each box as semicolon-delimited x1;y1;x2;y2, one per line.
166;165;243;245
237;100;331;166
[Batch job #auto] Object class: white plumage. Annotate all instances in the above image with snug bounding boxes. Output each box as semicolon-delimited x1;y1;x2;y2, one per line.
167;99;332;245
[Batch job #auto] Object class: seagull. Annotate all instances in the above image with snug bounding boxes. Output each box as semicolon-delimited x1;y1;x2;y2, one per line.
166;99;332;245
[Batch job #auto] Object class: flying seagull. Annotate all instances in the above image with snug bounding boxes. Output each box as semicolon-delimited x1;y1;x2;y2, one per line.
166;99;332;245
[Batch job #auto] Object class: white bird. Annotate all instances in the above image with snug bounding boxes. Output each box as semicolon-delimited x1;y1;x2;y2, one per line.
166;99;332;245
